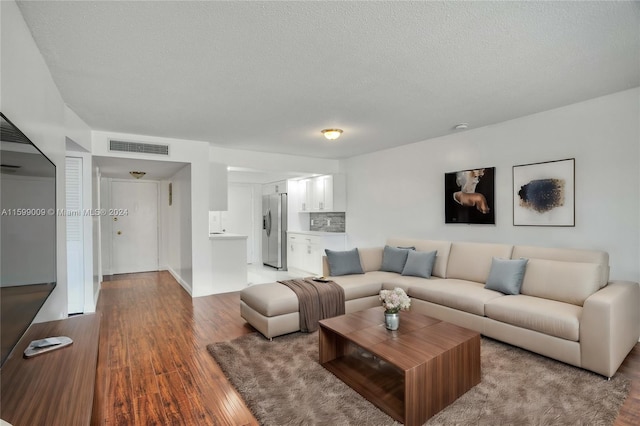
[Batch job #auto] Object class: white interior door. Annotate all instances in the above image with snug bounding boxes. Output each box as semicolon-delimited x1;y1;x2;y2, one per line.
66;157;84;314
221;184;254;262
111;181;159;274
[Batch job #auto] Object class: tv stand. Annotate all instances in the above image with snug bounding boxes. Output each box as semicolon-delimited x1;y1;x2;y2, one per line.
0;314;100;425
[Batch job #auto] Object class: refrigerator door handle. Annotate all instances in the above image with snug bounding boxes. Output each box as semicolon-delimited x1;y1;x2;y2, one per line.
266;209;272;237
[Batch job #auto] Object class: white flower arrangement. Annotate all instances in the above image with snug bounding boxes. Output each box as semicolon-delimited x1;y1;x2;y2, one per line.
379;287;411;314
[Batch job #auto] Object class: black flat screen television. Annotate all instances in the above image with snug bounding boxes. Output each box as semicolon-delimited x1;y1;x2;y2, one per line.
0;112;57;366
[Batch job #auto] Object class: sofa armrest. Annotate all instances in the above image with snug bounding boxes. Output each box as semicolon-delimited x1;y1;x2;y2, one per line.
322;256;330;277
580;280;640;377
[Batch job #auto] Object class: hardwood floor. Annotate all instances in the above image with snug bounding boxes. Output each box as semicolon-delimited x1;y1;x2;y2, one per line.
93;271;640;425
92;271;257;425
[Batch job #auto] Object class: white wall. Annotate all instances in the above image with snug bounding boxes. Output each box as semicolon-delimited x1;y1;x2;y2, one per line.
2;0;68;320
99;177;112;275
92;165;102;304
92;131;212;295
344;88;640;282
209;146;341;175
250;183;263;264
162;166;193;293
64;106;92;152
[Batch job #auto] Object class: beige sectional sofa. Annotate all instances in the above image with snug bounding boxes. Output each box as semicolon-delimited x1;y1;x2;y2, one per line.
240;238;640;377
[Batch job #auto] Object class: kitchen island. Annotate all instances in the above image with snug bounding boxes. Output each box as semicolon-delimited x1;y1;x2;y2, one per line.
210;233;248;293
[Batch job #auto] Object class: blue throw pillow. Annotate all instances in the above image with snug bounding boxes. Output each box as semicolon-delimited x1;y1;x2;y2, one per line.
401;250;437;278
325;248;364;276
380;245;412;273
484;257;529;295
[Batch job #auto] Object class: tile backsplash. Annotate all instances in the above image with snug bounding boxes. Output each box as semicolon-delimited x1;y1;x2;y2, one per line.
310;212;345;232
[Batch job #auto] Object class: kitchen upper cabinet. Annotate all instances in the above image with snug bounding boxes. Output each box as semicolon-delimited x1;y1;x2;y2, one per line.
209;162;228;211
297;174;346;212
311;175;332;211
262;180;288;195
298;179;312;211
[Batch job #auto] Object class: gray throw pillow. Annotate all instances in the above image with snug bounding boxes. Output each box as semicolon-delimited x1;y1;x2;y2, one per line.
325;248;364;276
484;257;529;295
401;250;437;278
380;245;412;273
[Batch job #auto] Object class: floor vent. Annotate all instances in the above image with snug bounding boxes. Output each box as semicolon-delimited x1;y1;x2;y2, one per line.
109;140;169;156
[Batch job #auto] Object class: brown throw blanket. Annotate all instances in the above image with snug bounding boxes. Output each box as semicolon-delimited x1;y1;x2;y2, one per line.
277;278;345;332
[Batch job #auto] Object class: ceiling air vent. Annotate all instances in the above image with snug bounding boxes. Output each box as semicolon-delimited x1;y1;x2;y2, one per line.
109;140;169;156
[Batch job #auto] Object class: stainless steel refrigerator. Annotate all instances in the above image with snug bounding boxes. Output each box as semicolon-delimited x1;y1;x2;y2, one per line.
262;193;287;270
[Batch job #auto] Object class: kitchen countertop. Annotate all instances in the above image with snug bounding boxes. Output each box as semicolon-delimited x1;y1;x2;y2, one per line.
287;230;346;236
209;232;248;240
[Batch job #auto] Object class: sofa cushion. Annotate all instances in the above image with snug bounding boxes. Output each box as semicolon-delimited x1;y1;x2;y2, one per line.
381;276;443;293
240;282;299;317
447;242;514;283
520;258;602;306
380;245;412;273
408;278;503;316
329;271;392;300
484;257;528;295
358;247;384;272
387;238;452;278
512;245;609;288
402;250;437;278
485;295;582;341
325;248;364;276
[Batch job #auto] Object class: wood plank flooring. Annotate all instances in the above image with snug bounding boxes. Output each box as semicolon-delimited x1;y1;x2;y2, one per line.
92;271;257;425
93;271;640;425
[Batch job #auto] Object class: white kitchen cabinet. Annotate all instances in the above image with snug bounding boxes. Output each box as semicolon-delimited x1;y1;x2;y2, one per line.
311;175;332;211
287;231;346;275
296;174;346;212
288;234;306;271
298;179;312;211
262;180;288;195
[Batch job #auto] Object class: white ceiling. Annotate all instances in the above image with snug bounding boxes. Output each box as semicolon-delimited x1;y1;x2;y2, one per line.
94;156;188;180
16;1;640;160
227;167;309;184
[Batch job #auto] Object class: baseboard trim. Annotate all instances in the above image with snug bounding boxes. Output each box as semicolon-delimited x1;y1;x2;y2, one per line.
167;267;192;296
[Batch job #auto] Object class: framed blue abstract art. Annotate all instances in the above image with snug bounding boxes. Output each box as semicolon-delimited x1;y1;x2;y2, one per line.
513;158;575;226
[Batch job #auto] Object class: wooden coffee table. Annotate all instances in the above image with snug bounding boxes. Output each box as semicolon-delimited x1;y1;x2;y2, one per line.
319;307;480;426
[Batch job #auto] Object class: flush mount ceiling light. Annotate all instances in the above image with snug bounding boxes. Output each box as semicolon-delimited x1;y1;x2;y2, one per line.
321;128;343;140
129;171;146;179
454;123;469;130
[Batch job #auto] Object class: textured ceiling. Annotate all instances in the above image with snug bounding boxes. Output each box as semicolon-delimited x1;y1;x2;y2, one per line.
16;1;640;159
93;156;188;180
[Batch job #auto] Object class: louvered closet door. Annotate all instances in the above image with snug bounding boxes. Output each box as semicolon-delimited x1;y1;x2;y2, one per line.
66;156;84;314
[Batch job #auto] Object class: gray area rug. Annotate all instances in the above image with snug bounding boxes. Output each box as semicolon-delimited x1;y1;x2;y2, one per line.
207;332;629;426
